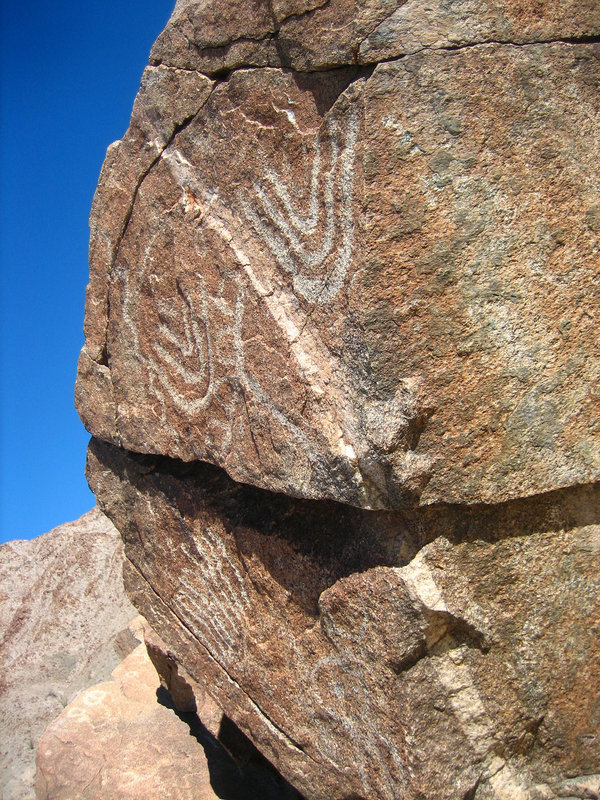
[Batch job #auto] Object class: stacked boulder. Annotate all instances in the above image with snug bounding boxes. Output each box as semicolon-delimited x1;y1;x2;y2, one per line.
76;2;600;798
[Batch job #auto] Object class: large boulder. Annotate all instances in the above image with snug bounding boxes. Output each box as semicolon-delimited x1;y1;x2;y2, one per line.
0;509;137;800
76;1;600;798
76;2;600;507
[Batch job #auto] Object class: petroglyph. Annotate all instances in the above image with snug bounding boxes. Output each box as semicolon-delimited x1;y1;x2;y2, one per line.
109;115;371;502
177;525;252;661
118;168;317;468
145;147;363;468
151;284;213;415
242;106;358;304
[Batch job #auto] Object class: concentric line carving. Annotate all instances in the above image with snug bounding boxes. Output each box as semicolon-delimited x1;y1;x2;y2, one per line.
242;106;358;304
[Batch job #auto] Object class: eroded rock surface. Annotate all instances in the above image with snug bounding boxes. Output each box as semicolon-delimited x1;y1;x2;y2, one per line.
88;440;600;800
77;4;600;508
36;636;304;800
149;0;600;74
0;509;137;800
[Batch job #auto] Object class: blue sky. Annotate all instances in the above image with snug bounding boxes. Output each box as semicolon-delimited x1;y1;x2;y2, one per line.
0;0;173;542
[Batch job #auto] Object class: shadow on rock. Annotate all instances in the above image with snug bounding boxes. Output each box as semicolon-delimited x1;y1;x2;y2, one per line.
157;686;305;800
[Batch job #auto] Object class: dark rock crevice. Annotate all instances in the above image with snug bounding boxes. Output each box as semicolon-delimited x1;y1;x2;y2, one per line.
89;437;600;572
155;687;306;800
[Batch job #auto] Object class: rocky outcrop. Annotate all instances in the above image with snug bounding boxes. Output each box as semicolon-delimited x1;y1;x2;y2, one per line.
36;628;304;800
76;1;600;798
0;509;137;800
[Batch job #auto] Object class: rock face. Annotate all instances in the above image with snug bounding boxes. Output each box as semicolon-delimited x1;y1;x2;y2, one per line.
0;509;137;800
87;441;600;800
77;1;600;508
76;2;600;799
149;0;600;74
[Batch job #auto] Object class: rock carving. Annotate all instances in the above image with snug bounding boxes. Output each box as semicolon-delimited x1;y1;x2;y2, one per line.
242;107;358;304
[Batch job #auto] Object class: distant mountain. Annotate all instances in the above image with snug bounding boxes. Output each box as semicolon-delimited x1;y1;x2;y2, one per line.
0;509;136;799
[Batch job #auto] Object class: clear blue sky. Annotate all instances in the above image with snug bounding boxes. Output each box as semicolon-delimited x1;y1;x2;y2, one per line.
0;0;173;542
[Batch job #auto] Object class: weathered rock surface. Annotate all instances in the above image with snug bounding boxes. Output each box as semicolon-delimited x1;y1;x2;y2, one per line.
76;2;600;799
77;3;600;508
88;439;600;800
36;636;304;800
35;642;219;800
0;509;137;800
